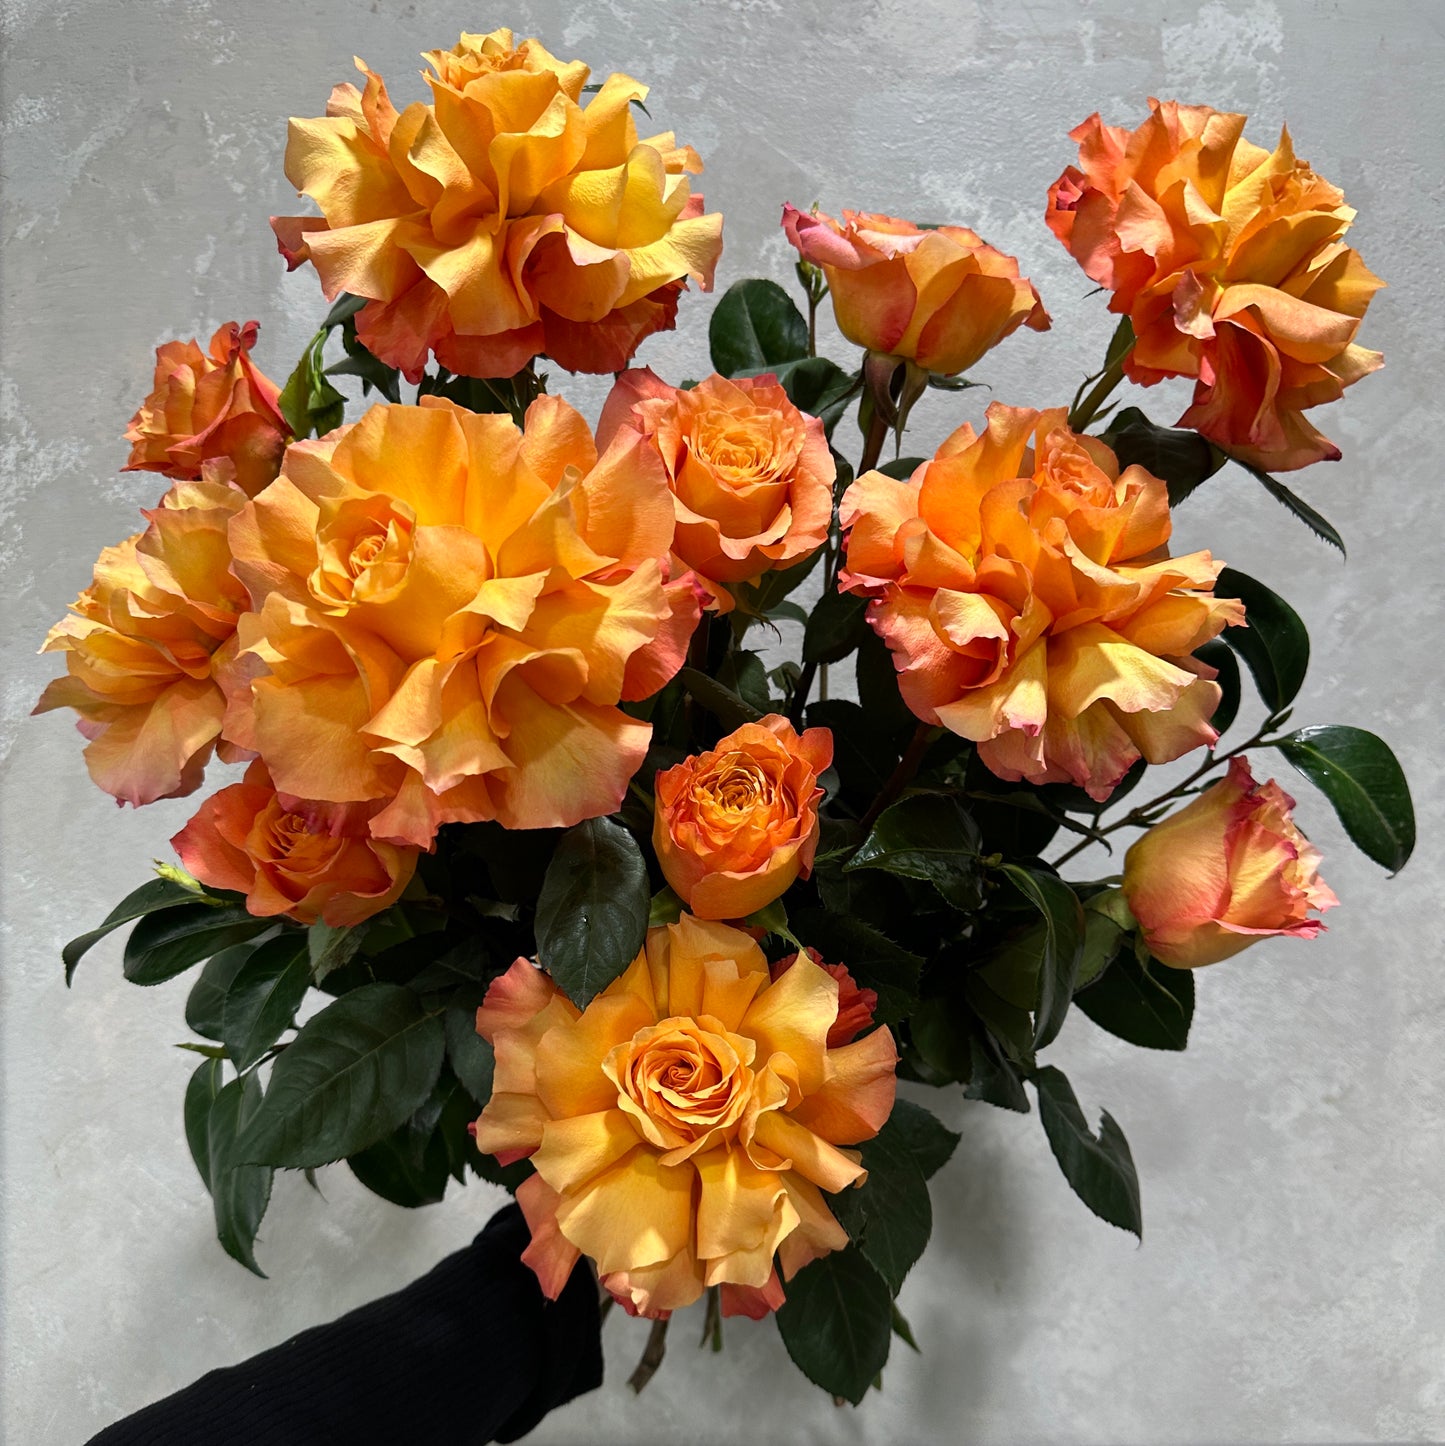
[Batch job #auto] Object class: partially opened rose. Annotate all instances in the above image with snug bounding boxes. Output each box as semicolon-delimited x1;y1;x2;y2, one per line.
1122;756;1338;967
272;30;723;381
173;761;417;927
653;715;832;919
34;479;249;806
473;914;897;1318
224;395;698;847
1046;99;1383;470
598;369;833;610
782;205;1049;376
123;321;290;497
840;402;1243;799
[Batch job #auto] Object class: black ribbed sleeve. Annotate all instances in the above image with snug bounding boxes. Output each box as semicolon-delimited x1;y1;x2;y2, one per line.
86;1204;602;1445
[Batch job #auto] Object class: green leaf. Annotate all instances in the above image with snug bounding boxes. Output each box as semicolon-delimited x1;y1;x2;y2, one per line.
775;1247;892;1404
876;456;925;480
208;1072;274;1275
1074;908;1127;991
715;650;772;715
221;934;312;1070
732;548;822;621
909;996;972;1083
185;940;267;1041
647;886;685;928
846;793;983;912
1033;1065;1141;1238
1238;460;1346;556
886;1098;959;1179
443;1005;494;1105
123;903;274;986
1274;724;1415;873
64;876;203;985
308;919;367;984
1075;949;1193;1051
891;1303;920;1352
535;817;650;1008
346;1084;454;1208
1217;567;1309;712
238;984;445;1168
1194;637;1241;736
184;1055;225;1191
789;910;922;1024
803;587;869;666
678;667;764;729
998;865;1084;1049
708;279;808;377
964;1026;1030;1112
741;356;857;436
1100;406;1225;506
829;1111;932;1294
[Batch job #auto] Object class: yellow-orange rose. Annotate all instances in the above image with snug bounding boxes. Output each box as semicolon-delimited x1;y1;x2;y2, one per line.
473;914;897;1318
781;206;1049;376
653;715;832;919
1046;99;1383;470
123;321;290;497
840;402;1243;800
223;395;699;847
34;479;249;805
1122;756;1338;967
597;369;833;610
271;30;723;382
172;761;417;927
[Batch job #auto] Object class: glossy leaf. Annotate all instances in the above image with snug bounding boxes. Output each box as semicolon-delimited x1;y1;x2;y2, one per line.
346;1085;453;1209
183;1055;225;1191
123;903;274;987
789;909;922;1024
802;587;869;666
1217;568;1309;713
1274;724;1415;873
741;356;857;435
444;1005;495;1105
1034;1066;1141;1238
1100;406;1224;506
1075;949;1194;1051
63;876;203;985
999;865;1084;1050
876;456;925;480
964;1026;1030;1113
1195;637;1241;736
208;1072;274;1276
221;933;312;1070
679;666;764;729
885;1098;960;1179
535;818;650;1008
238;984;445;1168
185;941;267;1042
708;279;808;377
775;1247;892;1404
846;793;983;911
308;920;367;984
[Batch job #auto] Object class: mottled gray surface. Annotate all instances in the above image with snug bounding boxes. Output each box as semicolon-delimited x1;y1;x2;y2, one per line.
3;0;1442;1441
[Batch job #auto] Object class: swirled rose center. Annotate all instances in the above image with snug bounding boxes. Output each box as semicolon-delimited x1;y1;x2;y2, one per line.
310;495;416;607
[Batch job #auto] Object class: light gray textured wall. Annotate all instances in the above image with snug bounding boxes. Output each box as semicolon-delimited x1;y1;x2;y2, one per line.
3;1;1442;1441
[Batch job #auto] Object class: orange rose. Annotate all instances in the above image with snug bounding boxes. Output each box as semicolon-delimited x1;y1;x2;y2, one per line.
34;479;249;805
653;715;832;919
473;914;897;1318
1046;99;1383;470
781;206;1048;376
1122;756;1338;967
271;30;723;382
840;402;1243;800
123;321;290;497
172;761;417;927
597;369;833;610
771;949;877;1048
223;395;698;847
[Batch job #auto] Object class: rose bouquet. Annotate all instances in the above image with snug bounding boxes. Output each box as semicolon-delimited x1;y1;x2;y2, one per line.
38;34;1415;1408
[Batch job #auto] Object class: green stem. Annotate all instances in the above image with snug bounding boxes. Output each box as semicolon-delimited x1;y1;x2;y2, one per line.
628;1316;670;1394
858;721;937;833
1066;358;1125;433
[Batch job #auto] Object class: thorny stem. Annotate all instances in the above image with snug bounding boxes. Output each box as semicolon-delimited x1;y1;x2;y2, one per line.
1066;357;1125;433
628;1316;670;1394
858;721;938;834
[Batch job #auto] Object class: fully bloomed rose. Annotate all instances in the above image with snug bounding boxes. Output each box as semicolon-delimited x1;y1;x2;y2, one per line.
597;369;832;610
1123;756;1338;967
124;321;290;497
223;395;698;847
1046;99;1383;470
34;479;249;805
653;715;832;919
840;402;1244;799
781;206;1049;376
271;30;723;382
173;761;417;927
473;914;897;1318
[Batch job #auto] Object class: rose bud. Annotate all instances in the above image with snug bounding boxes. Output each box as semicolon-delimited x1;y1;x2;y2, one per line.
653;715;832;920
1122;756;1338;968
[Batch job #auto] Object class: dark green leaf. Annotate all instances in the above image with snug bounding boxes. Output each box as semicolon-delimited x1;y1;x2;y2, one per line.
1074;908;1128;991
846;793;983;911
733;549;822;620
208;1073;274;1275
64;876;203;984
963;973;1036;1069
740;356;857;436
775;1247;892;1404
998;865;1084;1049
876;456;925;481
855;629;915;735
322;292;367;328
444;1005;494;1104
1239;460;1346;556
885;1098;959;1179
221;934;312;1070
715;650;772;714
535;817;650;1007
1100;406;1225;506
185;940;267;1041
1274;724;1415;872
346;1085;453;1208
708;279;808;377
790;910;922;1024
1217;567;1309;712
679;666;764;729
123;904;273;986
1033;1065;1141;1237
964;1026;1030;1112
829;1110;932;1294
308;919;367;984
803;587;869;666
184;1055;225;1191
909;996;972;1083
1195;637;1241;736
238;984;445;1168
1075;949;1193;1050
891;1303;920;1352
806;700;896;802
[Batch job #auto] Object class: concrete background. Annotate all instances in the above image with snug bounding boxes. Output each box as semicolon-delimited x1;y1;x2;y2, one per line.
3;0;1442;1441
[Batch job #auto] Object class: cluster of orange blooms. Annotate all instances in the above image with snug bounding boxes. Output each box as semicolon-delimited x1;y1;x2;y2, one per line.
37;33;1362;1323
